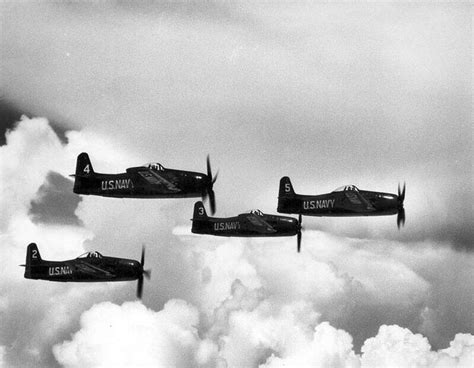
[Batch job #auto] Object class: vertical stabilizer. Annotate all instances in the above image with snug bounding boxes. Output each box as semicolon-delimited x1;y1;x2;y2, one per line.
278;176;296;198
24;243;42;279
277;177;297;214
192;201;209;233
75;152;94;177
73;152;95;194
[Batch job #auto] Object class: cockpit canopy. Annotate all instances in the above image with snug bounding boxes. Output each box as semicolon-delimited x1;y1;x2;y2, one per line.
332;185;359;193
77;251;103;259
249;209;264;216
145;163;165;171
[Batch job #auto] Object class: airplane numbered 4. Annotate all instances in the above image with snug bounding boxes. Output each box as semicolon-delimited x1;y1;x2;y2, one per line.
21;243;151;298
71;152;218;214
277;177;406;228
191;201;304;252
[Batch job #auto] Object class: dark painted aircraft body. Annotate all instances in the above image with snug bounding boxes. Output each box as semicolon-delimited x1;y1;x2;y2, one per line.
72;152;218;213
22;243;150;297
277;177;406;227
191;201;304;251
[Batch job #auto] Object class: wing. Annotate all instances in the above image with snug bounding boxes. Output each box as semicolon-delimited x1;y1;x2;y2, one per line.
75;261;116;279
243;214;277;234
344;191;375;211
136;170;181;192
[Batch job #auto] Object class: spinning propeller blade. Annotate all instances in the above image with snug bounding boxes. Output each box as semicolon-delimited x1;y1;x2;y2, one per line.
397;182;406;229
205;155;218;215
297;214;303;253
137;245;151;299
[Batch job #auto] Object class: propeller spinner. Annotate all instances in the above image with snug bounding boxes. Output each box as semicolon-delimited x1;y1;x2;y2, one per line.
397;182;406;229
137;245;151;299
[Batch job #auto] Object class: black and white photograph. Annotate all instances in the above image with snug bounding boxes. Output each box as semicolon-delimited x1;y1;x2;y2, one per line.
0;1;472;367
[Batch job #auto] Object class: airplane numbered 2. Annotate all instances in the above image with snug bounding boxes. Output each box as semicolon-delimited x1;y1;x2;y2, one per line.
277;177;406;228
72;152;218;214
191;201;304;252
21;243;151;298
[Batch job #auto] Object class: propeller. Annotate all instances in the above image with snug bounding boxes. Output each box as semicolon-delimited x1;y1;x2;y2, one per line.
204;155;218;215
137;245;151;299
297;214;303;253
397;182;406;229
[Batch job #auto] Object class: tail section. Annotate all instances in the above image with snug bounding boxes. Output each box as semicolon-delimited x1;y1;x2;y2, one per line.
277;177;296;214
24;243;42;279
191;201;209;233
193;201;208;220
73;152;95;194
75;152;94;177
279;176;296;198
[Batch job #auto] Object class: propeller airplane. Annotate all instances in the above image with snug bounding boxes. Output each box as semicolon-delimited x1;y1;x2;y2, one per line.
72;152;218;214
21;243;151;298
191;201;304;252
277;177;406;228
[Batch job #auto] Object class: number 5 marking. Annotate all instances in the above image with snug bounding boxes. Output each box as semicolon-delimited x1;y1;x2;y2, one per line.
285;183;291;192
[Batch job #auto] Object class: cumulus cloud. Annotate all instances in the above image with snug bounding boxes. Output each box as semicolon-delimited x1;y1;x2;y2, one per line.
53;300;219;368
1;1;472;366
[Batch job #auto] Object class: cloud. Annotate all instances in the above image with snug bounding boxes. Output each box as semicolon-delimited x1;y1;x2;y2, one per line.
29;171;82;226
53;300;219;368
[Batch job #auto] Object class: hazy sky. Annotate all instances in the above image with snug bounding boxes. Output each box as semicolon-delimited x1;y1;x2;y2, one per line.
1;2;473;368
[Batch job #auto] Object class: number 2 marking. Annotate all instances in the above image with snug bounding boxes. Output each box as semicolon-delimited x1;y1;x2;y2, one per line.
32;250;38;259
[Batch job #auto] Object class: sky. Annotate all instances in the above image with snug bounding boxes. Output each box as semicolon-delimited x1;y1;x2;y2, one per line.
0;1;473;367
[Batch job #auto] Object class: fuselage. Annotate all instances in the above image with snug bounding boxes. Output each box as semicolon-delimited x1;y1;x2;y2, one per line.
25;256;142;282
192;214;299;237
74;169;209;198
278;190;398;216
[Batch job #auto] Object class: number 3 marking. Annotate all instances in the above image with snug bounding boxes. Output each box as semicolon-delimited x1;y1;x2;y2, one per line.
198;207;204;215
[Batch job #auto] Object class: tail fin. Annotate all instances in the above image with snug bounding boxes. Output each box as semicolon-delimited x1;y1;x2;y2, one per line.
279;176;296;198
191;201;209;234
24;243;42;279
73;153;95;194
75;152;94;177
193;201;208;220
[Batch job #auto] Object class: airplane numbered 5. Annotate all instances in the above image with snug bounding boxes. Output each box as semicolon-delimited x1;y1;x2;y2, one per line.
277;177;406;228
71;152;218;214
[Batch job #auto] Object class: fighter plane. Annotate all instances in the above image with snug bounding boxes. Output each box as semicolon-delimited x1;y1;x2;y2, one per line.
191;201;304;252
21;243;151;298
72;152;218;214
277;176;406;228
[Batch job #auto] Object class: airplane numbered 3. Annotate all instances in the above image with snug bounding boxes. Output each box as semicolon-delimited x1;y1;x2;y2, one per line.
21;243;151;298
277;177;406;228
71;152;218;214
191;201;304;252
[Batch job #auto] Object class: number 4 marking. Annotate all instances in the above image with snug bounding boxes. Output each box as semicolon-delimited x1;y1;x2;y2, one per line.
83;164;90;174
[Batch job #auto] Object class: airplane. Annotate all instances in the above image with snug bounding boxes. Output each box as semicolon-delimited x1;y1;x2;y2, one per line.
191;201;304;252
71;152;218;214
277;176;406;228
21;243;151;298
